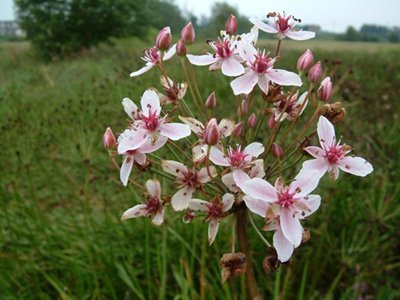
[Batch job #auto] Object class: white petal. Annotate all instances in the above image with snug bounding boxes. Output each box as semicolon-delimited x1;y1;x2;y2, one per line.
209;147;230;166
221;57;245;77
242;178;277;202
146;179;161;198
208;219;220;245
232;168;250;190
237;40;258;63
222;173;240;192
289;169;320;198
249;159;265;178
244;142;265;159
152;209;164;226
285;30;315;41
141;90;161;116
258;74;269;94
304;146;324;159
192;144;207;163
317;116;336;147
178;116;204;135
243;196;270;218
266;69;302;86
160;123;191;141
187;54;218;66
249;17;279;34
209;60;222;71
138;135;168;153
120;156;134;187
337;156;374;177
163;44;176;60
171;187;193;211
197;166;217;183
302;195;321;218
161;160;187;176
130;63;153;77
297;92;309;115
122;98;139;119
222;193;235;212
273;228;295;263
121;204;147;220
133;152;146;165
300;159;328;179
280;208;302;247
218;119;235;138
189;199;210;212
230;71;258;95
118;129;149;153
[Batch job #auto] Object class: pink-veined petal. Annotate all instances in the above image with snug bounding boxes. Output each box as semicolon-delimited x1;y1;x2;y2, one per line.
317;116;336;147
289;169;320;198
218;119;235;138
237;40;258;63
266;69;302;86
230;71;258;95
159;123;191;140
178;116;204;135
163;44;176;60
187;54;219;66
141;90;161;116
249;159;265;178
329;164;340;180
208;219;220;245
302;194;321;218
285;30;315;41
121;204;148;221
221;57;245;77
222;193;235;212
209;60;222;71
133;152;146;165
280;208;302;247
243;196;270;218
297;92;309;115
209;147;230;166
130;63;154;77
304;146;324;159
120;156;134;187
273;228;295;262
244;142;265;159
152;209;164;226
171;187;194;211
300;159;328;179
258;74;269;94
233;169;251;190
118;129;149;153
337;156;374;177
222;173;240;193
242;178;277;202
138;135;168;153
146;179;161;198
197;166;217;183
122;98;139;119
249;17;279;34
161;160;187;177
193;144;206;162
189;199;210;212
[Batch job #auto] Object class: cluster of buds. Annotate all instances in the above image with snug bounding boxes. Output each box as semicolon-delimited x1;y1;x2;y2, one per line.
104;12;373;291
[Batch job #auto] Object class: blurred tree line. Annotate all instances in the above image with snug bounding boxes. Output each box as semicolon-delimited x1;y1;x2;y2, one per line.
14;0;250;60
337;24;400;43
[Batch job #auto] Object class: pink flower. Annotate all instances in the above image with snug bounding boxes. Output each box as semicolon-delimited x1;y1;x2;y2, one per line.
130;45;176;77
242;172;321;262
118;90;191;154
209;142;265;188
301;116;374;180
121;179;165;226
231;43;302;95
273;91;308;121
189;194;235;244
162;160;217;211
187;37;244;77
250;13;315;41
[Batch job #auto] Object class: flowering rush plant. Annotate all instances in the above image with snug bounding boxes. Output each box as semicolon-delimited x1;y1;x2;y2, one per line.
103;13;373;296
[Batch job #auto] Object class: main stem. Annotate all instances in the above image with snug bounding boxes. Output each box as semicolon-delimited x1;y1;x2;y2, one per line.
236;209;261;300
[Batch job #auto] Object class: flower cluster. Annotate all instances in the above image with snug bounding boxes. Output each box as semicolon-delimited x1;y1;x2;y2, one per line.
104;12;373;286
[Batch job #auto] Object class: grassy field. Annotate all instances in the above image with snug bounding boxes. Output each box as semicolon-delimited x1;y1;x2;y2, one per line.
1;38;400;299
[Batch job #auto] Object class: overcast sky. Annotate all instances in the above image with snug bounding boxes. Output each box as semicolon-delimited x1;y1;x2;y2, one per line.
1;0;399;33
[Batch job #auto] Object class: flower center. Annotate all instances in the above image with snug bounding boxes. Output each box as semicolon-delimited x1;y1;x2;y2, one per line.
211;38;232;58
206;202;224;219
250;51;273;74
325;144;345;164
163;84;179;101
143;47;160;64
228;147;249;169
182;170;199;187
276;13;291;32
146;196;162;214
277;188;296;208
140;110;161;132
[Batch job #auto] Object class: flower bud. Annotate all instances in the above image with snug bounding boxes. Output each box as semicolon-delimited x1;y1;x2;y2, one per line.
272;143;283;158
308;61;323;83
205;92;216;109
176;39;187;56
317;77;332;102
156;27;172;51
267;114;276;129
204;118;220;145
248;113;257;128
103;127;116;149
241;100;247;116
297;49;314;71
225;14;238;35
181;22;195;45
232;122;243;138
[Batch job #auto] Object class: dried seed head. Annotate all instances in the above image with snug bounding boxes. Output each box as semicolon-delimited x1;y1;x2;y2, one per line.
263;247;280;274
319;102;346;124
302;228;311;244
220;252;247;283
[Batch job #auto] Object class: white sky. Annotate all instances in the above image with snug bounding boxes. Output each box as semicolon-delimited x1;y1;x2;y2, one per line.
1;0;400;33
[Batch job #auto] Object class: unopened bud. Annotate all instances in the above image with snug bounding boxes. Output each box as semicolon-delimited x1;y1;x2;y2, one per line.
272;143;283;158
241;100;247;116
176;39;187;56
308;61;323;83
297;49;314;71
248;113;257;128
220;252;247;283
232;122;243;138
204;118;220;145
103;127;116;149
317;77;332;102
156;27;172;51
225;14;238;35
268;114;276;129
205;92;216;109
181;22;195;45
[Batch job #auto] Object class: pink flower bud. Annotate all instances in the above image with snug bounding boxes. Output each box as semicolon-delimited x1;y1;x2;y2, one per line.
181;22;195;45
205;92;216;108
103;127;116;149
317;77;332;102
272;143;283;158
248;113;257;128
226;14;238;35
308;61;323;83
267;114;276;129
156;27;172;51
176;39;187;56
232;122;243;138
297;49;314;71
241;100;247;116
204;118;220;145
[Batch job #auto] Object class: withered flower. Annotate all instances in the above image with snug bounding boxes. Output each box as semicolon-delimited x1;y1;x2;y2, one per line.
220;252;247;283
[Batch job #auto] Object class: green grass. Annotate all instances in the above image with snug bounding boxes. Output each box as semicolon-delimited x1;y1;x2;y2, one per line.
1;37;400;299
